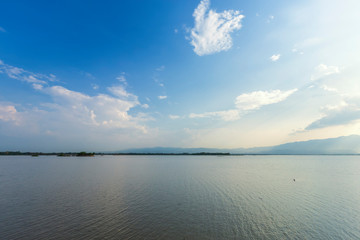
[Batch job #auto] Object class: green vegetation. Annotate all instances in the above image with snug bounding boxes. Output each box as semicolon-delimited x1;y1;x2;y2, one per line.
0;151;231;156
76;152;95;157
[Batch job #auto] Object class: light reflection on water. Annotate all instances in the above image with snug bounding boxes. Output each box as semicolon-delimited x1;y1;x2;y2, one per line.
0;155;359;239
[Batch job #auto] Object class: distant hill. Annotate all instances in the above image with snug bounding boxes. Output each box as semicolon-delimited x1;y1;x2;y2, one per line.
251;135;360;155
118;135;360;155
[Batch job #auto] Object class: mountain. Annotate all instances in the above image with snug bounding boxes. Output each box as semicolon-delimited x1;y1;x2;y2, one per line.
116;147;233;154
252;135;360;155
118;135;360;155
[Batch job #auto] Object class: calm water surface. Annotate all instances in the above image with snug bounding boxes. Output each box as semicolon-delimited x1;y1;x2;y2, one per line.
0;155;359;239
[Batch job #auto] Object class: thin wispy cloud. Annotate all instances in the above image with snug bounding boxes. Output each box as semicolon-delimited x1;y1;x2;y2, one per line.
267;15;274;23
321;85;338;93
190;89;297;121
0;26;6;32
156;65;165;71
311;64;340;81
235;89;297;111
158;95;167;100
190;0;244;56
189;109;240;121
116;75;127;84
270;54;280;62
108;85;138;101
0;60;55;89
91;84;99;90
169;114;180;120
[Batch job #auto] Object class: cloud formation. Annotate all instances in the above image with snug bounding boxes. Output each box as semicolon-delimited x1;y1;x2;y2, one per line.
305;100;360;130
44;85;144;129
190;0;244;56
0;104;20;124
169;115;180;120
311;64;340;81
190;109;240;121
235;89;297;111
0;60;153;150
190;89;297;121
270;54;280;62
158;95;167;100
0;59;56;89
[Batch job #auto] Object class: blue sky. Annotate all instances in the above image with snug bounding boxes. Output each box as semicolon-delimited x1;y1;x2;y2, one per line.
1;0;360;151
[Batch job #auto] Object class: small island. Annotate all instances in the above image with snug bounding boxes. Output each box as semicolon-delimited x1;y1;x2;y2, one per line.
76;152;95;157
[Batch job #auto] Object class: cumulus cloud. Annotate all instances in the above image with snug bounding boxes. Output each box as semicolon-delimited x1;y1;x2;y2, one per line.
270;54;280;62
190;0;244;56
190;89;297;121
0;104;21;124
158;95;167;100
311;63;340;81
43;85;144;128
0;61;154;151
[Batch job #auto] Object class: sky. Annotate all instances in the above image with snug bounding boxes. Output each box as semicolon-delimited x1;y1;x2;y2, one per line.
1;0;360;152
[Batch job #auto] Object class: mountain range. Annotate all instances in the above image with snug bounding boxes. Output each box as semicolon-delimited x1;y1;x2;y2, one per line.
118;135;360;155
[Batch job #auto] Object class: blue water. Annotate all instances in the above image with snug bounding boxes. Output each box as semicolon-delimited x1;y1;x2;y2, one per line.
0;155;359;239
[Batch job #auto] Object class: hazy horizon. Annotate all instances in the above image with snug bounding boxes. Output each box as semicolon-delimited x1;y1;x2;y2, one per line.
1;0;360;152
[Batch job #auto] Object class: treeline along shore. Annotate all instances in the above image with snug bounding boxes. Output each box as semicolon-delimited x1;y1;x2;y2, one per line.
0;151;231;156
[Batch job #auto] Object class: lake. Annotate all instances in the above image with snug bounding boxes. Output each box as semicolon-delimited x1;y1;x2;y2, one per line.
0;155;359;239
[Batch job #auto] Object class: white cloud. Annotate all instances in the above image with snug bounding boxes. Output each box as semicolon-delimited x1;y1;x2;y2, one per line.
156;65;165;71
108;85;138;101
81;71;95;79
305;100;360;130
190;0;244;56
235;89;297;111
189;109;240;121
311;64;340;81
0;60;55;88
190;89;297;121
116;75;127;84
169;114;180;120
32;83;43;90
158;95;167;100
270;54;281;62
142;104;149;109
291;48;304;55
295;37;322;49
321;85;338;93
0;61;158;151
267;15;274;23
41;85;148;133
0;104;20;124
92;84;99;90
